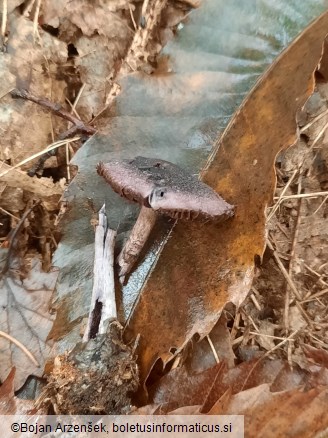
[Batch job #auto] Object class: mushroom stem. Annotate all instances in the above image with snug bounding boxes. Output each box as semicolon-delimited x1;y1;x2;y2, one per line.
117;206;157;281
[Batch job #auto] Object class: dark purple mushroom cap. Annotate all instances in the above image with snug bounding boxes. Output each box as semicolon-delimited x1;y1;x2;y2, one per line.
97;157;234;221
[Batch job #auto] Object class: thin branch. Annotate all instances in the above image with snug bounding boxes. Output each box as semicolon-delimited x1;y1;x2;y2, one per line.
11;89;96;136
284;177;302;334
84;205;117;342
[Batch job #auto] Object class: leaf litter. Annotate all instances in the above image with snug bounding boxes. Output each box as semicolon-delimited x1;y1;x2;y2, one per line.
1;2;327;427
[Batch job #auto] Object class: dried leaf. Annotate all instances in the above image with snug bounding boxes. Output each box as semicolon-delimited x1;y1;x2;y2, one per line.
148;357;307;413
51;1;328;369
304;345;328;368
0;368;35;415
41;0;134;118
0;15;67;166
125;9;328;386
0;254;57;389
187;313;235;372
215;384;328;438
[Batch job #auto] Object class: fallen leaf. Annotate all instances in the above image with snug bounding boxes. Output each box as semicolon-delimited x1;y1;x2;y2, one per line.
148;357;307;413
125;9;328;387
0;368;35;415
0;253;58;390
187;313;235;372
0;15;67;167
304;345;328;369
51;0;328;369
41;0;134;118
212;384;328;438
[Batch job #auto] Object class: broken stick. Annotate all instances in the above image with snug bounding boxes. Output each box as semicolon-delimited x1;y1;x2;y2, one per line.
83;205;117;342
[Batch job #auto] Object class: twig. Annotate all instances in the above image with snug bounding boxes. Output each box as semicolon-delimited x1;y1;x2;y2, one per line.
284;177;302;335
83;205;117;341
250;291;262;311
307;332;328;349
66;83;86;120
267;239;302;300
65;83;86;182
0;331;39;366
0;88;14;100
0;201;41;277
304;263;328;287
11;89;96;136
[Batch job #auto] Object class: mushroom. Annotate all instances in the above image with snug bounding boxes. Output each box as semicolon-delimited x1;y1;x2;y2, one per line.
97;156;234;282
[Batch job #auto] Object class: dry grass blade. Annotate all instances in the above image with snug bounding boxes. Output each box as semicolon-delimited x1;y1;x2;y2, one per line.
309;119;328;149
0;331;39;367
249;332;288;341
300;107;328;132
206;335;220;364
301;288;328;303
241;330;298;391
0;137;80;177
312;194;328;215
0;207;19;221
267;239;302;300
273;190;328;200
129;4;137;31
267;169;298;221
